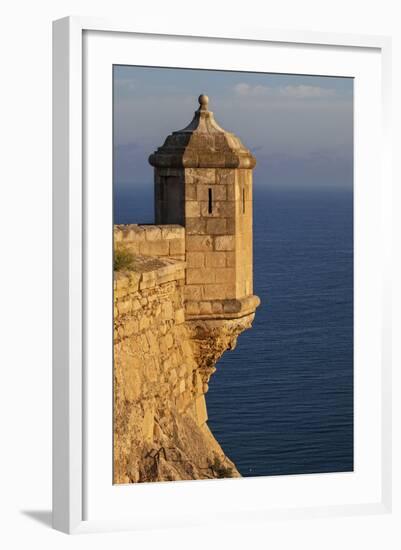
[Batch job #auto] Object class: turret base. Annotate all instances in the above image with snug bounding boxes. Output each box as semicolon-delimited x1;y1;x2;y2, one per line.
185;294;260;320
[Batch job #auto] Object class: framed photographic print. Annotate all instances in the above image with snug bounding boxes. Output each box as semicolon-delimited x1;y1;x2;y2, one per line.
52;17;392;533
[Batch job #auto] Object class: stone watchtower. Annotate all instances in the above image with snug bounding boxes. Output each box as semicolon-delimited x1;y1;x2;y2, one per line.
149;95;260;321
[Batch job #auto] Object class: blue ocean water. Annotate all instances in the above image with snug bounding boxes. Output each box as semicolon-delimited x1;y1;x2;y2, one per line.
114;185;354;477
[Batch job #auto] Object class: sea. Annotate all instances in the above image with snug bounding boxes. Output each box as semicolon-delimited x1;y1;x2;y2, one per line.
114;184;354;477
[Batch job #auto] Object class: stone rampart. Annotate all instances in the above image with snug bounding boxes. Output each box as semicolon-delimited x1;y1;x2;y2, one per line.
114;224;185;261
113;254;243;483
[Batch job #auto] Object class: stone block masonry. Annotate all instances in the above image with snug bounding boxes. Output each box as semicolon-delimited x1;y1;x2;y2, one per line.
114;224;185;261
182;167;254;316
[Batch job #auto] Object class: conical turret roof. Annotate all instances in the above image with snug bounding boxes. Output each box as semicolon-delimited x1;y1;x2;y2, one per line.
149;95;256;169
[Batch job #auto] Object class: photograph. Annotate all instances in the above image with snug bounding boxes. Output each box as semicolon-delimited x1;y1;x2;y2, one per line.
112;65;354;484
1;0;394;543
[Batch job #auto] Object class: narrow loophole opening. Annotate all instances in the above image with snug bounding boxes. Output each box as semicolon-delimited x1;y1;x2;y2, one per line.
242;188;245;213
208;188;213;214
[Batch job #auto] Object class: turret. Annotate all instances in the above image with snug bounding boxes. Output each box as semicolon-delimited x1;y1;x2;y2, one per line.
149;94;259;320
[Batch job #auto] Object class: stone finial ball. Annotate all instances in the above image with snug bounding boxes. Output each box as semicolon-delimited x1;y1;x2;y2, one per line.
198;94;209;108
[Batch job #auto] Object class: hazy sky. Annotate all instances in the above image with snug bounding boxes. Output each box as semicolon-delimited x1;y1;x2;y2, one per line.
114;65;353;191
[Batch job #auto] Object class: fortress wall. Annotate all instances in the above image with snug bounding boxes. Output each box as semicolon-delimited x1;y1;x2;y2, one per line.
113;255;236;483
114;224;185;261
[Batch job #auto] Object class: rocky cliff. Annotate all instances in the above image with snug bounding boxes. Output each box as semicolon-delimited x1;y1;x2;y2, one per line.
113;225;258;483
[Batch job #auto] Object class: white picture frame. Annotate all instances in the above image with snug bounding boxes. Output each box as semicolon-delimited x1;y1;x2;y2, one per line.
52;16;392;534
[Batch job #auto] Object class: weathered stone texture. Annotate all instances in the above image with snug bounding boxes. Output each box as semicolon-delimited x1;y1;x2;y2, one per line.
114;224;185;262
114;256;250;484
